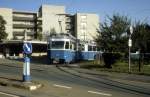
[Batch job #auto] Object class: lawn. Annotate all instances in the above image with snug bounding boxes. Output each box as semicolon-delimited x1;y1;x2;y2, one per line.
79;60;150;75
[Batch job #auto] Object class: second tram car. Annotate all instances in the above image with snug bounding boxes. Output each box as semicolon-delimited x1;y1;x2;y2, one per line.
78;41;98;60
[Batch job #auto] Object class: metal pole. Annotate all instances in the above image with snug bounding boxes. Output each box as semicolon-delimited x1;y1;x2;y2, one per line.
23;55;31;82
129;45;131;73
128;26;133;73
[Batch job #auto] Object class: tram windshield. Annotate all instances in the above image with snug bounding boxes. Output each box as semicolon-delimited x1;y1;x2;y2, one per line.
51;41;64;49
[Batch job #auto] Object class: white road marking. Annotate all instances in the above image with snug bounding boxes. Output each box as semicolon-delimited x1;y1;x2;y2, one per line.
88;90;112;96
0;91;20;97
53;84;72;89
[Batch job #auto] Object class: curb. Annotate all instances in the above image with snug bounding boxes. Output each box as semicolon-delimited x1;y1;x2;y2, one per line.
0;78;42;91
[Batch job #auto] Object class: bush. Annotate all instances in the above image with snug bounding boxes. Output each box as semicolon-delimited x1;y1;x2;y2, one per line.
103;52;122;68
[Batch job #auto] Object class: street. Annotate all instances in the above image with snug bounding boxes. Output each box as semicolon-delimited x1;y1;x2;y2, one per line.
0;59;150;97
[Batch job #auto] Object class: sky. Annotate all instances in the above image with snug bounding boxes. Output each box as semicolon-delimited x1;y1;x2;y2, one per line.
0;0;150;24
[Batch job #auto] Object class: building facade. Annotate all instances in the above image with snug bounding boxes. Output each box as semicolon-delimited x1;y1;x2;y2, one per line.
75;13;99;41
13;11;37;40
38;5;66;40
0;5;99;42
0;8;37;40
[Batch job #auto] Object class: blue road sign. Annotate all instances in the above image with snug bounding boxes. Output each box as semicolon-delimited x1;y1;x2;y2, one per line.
22;42;32;82
23;42;32;54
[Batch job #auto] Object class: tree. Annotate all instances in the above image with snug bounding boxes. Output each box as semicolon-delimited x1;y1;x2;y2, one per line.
95;14;131;53
132;22;150;53
0;15;7;41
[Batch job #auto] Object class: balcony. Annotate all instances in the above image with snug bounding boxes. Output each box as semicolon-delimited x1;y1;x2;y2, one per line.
13;16;36;21
13;31;35;36
37;17;42;21
37;21;42;28
13;24;35;28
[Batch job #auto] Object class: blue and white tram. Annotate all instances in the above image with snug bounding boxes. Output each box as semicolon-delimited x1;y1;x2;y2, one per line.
47;34;77;63
78;41;98;60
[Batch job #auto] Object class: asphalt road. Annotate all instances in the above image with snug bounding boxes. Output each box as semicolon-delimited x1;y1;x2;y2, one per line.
0;59;150;97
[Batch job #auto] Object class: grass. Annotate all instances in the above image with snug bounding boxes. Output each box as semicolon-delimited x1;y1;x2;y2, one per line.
80;60;150;76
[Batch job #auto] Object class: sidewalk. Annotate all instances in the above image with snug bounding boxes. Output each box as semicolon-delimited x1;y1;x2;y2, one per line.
0;77;42;91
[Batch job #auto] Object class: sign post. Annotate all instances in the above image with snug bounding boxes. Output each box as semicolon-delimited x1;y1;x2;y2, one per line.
23;42;32;82
128;26;133;73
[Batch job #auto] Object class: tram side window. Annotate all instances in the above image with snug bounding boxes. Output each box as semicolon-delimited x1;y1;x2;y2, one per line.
65;41;69;49
88;46;92;51
70;43;75;50
93;46;97;51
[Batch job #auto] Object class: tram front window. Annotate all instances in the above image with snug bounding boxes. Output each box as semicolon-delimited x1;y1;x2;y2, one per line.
51;41;64;49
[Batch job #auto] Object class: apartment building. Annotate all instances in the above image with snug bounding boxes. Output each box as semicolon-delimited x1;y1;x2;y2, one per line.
0;8;37;40
75;13;99;41
13;11;37;40
0;5;99;42
38;5;66;39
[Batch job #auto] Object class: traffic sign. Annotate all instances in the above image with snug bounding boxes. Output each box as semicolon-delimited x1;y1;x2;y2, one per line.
22;42;32;82
128;39;132;47
23;42;32;54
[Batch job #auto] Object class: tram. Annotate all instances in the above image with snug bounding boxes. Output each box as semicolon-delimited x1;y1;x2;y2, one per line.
47;33;77;63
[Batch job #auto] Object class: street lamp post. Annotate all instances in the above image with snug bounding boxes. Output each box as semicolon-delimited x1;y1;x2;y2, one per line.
128;26;133;73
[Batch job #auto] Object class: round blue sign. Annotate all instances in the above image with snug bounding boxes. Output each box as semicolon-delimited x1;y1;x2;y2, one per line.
23;42;32;54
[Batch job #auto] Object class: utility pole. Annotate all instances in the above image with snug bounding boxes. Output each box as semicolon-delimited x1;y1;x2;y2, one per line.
128;26;133;73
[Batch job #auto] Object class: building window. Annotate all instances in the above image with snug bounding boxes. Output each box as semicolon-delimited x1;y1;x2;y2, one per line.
80;29;87;36
80;22;87;30
81;15;87;22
